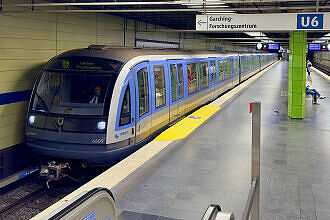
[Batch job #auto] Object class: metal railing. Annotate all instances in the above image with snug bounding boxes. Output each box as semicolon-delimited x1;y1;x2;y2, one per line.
202;101;261;220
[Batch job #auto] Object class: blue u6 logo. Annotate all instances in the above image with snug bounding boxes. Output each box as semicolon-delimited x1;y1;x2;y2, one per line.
297;14;324;29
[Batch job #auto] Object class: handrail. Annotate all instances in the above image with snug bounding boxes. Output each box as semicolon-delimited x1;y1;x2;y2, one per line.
202;204;221;220
201;204;234;220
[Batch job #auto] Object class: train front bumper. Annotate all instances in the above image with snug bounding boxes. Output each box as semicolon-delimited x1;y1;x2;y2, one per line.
26;138;137;166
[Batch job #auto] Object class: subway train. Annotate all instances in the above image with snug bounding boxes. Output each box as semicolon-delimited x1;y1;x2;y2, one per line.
25;46;276;179
313;51;330;74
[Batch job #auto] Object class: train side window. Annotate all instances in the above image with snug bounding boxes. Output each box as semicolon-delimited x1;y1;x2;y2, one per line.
199;61;209;90
137;67;149;116
170;64;178;102
234;58;239;74
177;63;184;99
187;63;198;95
119;85;131;126
224;59;230;80
230;58;235;77
154;65;166;108
218;60;224;82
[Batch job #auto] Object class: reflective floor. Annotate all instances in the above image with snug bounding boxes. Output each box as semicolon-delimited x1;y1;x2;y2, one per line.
116;61;330;220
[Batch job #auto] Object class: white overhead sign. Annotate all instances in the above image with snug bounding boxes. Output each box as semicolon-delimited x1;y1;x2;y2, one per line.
196;13;330;31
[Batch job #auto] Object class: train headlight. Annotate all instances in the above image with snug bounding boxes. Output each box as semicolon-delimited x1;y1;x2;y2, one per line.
97;121;106;130
327;43;330;51
29;115;36;124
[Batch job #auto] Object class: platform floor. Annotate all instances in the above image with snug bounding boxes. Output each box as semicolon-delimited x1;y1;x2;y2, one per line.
116;61;330;220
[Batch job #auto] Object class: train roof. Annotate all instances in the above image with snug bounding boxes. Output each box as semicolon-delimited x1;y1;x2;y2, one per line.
55;45;269;63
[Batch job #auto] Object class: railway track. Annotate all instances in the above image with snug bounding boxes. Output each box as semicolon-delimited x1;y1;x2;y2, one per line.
0;177;85;220
314;63;330;75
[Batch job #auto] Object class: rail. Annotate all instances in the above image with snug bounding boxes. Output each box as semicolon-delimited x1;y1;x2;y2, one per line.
202;101;261;220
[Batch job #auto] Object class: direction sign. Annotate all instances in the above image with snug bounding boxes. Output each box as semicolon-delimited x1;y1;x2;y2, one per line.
196;13;330;31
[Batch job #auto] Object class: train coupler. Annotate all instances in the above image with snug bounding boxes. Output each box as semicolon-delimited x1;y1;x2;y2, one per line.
40;161;69;188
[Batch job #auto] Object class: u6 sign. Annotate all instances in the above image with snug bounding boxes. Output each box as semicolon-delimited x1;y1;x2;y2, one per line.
297;14;324;29
196;13;330;31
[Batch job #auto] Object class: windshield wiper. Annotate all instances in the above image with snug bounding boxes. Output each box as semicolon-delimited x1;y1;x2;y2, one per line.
35;92;50;112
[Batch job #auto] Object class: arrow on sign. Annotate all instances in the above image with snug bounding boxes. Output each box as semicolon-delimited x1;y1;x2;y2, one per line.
198;20;207;26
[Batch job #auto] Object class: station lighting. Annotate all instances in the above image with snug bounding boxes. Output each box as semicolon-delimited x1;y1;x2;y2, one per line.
256;43;263;50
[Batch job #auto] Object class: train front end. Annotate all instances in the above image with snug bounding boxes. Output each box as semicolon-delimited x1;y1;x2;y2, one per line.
25;53;126;181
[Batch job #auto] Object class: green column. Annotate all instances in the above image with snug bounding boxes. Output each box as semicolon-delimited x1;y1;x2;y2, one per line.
288;31;307;119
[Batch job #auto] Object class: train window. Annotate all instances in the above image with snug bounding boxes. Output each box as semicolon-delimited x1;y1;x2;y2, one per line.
199;62;209;90
137;67;149;116
218;59;224;82
210;60;216;85
31;71;113;116
187;63;198;95
119;85;131;126
240;58;244;73
230;58;235;76
224;59;230;80
177;63;184;99
154;65;166;108
234;58;239;75
170;64;178;102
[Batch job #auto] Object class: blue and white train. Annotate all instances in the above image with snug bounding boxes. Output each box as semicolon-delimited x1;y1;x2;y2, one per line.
26;46;276;174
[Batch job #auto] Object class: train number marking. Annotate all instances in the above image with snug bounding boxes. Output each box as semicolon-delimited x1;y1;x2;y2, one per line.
92;138;105;144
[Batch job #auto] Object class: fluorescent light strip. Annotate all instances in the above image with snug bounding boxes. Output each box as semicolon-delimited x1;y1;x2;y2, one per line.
189;5;229;8
199;10;236;13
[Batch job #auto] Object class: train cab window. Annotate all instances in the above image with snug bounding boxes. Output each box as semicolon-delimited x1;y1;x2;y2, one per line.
177;63;184;99
199;62;209;90
137;67;149;116
187;63;199;95
154;65;166;108
119;85;131;126
31;71;113;116
170;64;178;102
224;59;230;80
218;59;224;82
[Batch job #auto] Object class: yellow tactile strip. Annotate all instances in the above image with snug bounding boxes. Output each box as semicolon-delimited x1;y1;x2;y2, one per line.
154;105;221;141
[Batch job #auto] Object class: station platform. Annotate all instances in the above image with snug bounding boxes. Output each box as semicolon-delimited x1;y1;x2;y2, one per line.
114;61;330;220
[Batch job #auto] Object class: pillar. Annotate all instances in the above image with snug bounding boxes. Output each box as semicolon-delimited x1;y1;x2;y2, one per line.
288;31;307;119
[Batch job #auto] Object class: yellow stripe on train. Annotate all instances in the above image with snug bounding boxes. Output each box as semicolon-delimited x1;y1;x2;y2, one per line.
154;105;221;141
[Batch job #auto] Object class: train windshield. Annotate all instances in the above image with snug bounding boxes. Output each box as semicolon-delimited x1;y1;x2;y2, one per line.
32;71;113;116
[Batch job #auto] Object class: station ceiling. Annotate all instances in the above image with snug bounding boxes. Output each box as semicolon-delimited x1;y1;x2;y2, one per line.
7;0;330;46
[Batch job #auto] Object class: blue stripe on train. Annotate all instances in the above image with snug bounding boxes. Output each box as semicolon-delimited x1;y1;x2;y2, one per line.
0;90;32;106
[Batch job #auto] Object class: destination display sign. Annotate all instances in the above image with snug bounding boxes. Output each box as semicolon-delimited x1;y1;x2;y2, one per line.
196;13;330;31
45;56;123;72
308;44;322;51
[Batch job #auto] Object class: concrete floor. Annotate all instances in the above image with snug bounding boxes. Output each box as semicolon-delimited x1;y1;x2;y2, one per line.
116;61;330;220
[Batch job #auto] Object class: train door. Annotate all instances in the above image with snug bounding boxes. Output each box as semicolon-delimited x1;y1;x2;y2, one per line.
168;60;184;122
133;62;151;144
177;63;186;116
209;59;217;100
229;57;235;87
149;61;170;133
